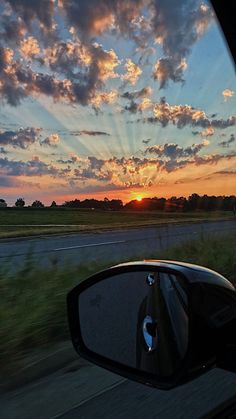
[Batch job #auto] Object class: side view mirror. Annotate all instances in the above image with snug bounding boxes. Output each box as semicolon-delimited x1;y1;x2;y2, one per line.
67;260;236;390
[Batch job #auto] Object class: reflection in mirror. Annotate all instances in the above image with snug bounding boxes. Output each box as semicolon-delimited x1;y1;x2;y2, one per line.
79;271;188;377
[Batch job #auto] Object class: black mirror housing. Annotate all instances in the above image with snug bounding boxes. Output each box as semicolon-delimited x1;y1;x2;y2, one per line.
67;260;236;390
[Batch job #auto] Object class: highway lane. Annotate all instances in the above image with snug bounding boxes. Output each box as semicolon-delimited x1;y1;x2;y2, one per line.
2;358;236;419
0;220;235;270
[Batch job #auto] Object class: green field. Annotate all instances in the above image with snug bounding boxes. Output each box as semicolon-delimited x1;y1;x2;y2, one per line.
0;208;233;238
1;232;236;377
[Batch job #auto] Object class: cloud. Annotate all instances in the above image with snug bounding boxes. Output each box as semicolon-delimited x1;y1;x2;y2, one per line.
0;0;215;113
61;0;144;38
222;89;234;101
20;36;40;59
122;59;142;85
78;130;110;137
124;97;152;114
0;147;8;154
0;39;120;108
218;134;235;148
0;155;64;177
61;0;213;89
0;127;42;149
145;140;209;159
121;86;152;100
142;138;151;144
200;126;215;137
0;15;26;45
0;0;215;111
45;40;120;81
7;0;54;30
153;58;187;88
57;153;82;164
139;97;236;131
40;133;60;147
151;1;213;87
213;170;236;176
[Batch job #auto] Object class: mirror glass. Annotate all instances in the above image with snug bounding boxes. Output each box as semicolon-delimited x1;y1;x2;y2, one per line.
78;270;189;377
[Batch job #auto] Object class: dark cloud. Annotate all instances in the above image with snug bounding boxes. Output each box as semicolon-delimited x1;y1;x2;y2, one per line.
0;156;62;177
218;134;235;148
0;15;26;45
121;87;151;100
153;57;186;88
151;0;213;87
74;167;112;182
0;46;27;106
57;156;79;164
7;0;54;30
79;130;110;136
213;170;236;176
124;100;139;114
0;127;41;149
62;0;145;39
40;133;60;147
0;146;8;154
145;140;209;160
142;138;151;144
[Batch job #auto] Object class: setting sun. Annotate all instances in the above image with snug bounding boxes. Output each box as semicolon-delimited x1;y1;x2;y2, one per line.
136;196;143;202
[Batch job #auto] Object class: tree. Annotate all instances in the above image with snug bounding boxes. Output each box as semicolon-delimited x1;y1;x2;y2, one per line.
0;198;7;207
31;200;44;208
15;197;25;207
50;200;57;207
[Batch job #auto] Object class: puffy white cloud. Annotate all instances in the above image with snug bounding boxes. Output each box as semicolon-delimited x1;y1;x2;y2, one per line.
20;37;40;59
122;59;142;85
222;89;234;101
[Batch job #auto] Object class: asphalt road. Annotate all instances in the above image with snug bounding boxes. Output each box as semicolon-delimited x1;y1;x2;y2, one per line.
0;219;235;270
2;358;236;419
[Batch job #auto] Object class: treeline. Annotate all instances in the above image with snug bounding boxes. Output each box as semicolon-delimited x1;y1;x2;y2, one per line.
124;194;236;212
0;194;236;211
62;198;123;210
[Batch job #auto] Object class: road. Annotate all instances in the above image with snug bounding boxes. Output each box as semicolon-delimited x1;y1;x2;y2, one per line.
1;219;236;418
2;357;236;419
0;219;235;270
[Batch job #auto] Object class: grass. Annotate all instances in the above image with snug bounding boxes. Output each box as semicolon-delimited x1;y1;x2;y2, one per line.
0;232;236;376
0;208;233;238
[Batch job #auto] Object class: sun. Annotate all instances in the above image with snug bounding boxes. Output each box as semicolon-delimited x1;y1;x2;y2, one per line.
136;196;143;202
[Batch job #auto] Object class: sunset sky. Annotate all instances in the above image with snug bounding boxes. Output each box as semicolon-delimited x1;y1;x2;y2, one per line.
0;0;235;205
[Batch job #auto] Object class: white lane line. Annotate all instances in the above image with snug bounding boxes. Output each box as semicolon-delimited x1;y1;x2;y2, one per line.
53;240;126;251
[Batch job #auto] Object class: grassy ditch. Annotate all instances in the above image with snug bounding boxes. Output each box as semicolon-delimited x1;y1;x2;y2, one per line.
0;208;233;238
0;233;236;375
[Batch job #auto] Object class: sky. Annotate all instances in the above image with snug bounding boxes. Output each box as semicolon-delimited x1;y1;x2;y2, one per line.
0;0;235;205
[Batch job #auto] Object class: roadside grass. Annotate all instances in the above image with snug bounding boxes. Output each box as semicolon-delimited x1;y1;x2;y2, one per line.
0;208;233;238
0;232;235;376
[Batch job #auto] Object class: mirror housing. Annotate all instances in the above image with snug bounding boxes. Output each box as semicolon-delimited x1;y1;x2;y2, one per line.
67;260;236;389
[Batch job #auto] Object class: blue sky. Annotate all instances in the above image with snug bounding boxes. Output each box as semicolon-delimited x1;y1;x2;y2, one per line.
0;0;235;205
